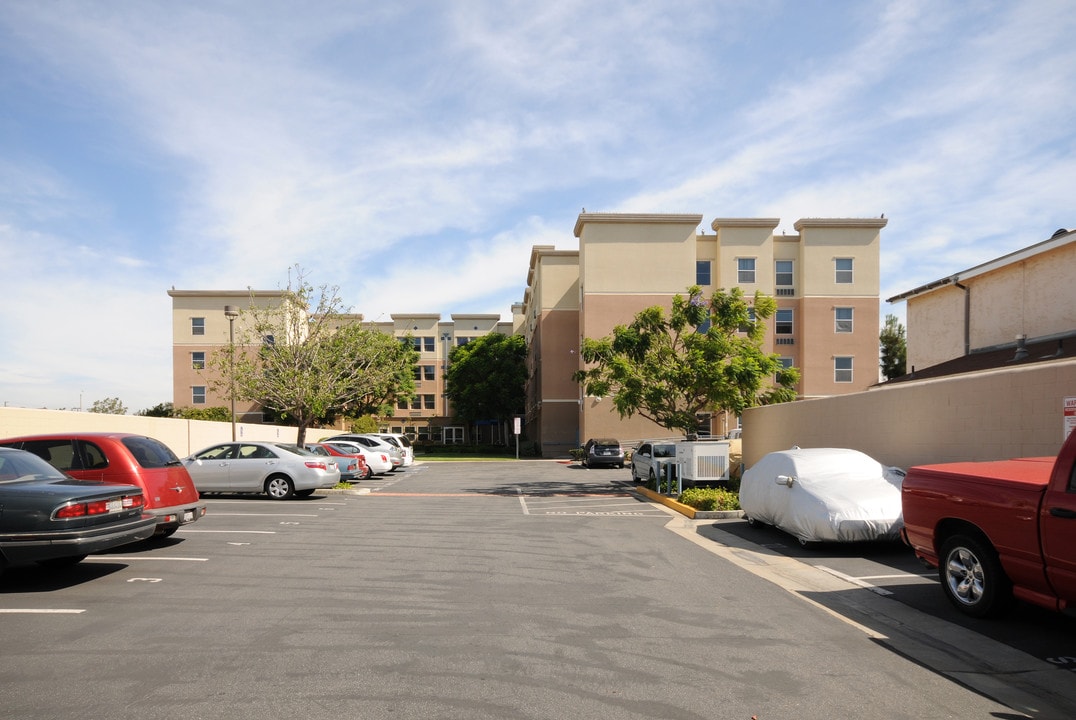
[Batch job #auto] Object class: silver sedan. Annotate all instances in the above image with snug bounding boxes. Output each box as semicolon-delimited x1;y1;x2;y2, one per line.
183;442;340;500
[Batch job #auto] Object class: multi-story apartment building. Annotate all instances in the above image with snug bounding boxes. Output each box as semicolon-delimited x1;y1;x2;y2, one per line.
168;289;514;442
170;212;884;455
520;213;886;457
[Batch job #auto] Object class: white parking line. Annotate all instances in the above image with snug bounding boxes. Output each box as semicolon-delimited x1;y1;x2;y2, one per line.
816;566;895;596
0;609;85;614
84;556;208;562
207;513;319;517
180;529;277;534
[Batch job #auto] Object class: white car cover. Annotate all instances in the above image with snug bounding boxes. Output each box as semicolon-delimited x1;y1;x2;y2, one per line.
739;447;905;543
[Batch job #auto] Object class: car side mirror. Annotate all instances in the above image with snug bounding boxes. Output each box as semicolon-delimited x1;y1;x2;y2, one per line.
775;475;795;488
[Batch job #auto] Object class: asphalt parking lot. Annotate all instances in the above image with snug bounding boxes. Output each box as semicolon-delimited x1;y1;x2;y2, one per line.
1;460;1073;719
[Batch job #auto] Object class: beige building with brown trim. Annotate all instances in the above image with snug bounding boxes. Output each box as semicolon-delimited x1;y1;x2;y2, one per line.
522;212;887;457
887;227;1076;373
169;212;886;455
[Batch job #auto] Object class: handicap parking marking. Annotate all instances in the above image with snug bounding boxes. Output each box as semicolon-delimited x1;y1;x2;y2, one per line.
516;488;669;516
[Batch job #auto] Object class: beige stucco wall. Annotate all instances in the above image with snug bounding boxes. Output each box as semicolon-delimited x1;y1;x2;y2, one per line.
0;407;302;459
577;213;701;294
741;358;1076;471
903;239;1076;370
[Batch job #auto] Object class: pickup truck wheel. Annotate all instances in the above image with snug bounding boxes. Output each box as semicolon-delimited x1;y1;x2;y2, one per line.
939;534;1012;618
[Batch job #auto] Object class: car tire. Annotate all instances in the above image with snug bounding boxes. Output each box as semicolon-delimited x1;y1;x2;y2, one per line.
265;475;296;501
939;534;1013;618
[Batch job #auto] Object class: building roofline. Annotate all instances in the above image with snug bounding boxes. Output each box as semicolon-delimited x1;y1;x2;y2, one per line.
167;289;285;298
574;212;703;238
887;227;1075;304
710;218;780;231
792;217;888;231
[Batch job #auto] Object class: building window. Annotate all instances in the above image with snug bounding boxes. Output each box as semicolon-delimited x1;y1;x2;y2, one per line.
737;258;756;284
696;260;712;286
191;317;205;336
444;426;465;444
192;386;206;404
423;394;435;410
738;308;756;334
835;307;853;333
413;366;422;381
456;337;471;347
775;260;793;288
835;258;854;284
398;398;408;410
775;309;793;335
423;365;435;381
777;356;794;382
191;352;205;370
834;356;853;383
423;336;435;352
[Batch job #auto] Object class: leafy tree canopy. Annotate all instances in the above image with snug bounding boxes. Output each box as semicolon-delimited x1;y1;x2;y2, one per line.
137;401;175;418
88;397;127;415
573;286;799;436
880;313;908;380
208;268;418;446
176;406;231;422
445;333;528;424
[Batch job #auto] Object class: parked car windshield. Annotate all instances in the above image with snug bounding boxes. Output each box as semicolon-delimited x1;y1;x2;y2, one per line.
274;444;318;457
653;444;676;458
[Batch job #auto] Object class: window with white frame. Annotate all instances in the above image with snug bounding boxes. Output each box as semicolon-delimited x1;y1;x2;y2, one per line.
775;309;793;335
696;260;712;286
423;365;435;381
444;426;465;444
835;258;854;283
834;356;853;383
738;307;756;334
191;351;205;370
737;258;756;283
192;386;206;404
191;317;205;336
423;336;435;352
398;398;408;410
835;307;853;333
423;394;435;410
775;260;793;287
776;356;794;383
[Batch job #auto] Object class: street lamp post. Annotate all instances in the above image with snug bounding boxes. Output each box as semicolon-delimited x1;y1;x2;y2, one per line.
224;305;239;441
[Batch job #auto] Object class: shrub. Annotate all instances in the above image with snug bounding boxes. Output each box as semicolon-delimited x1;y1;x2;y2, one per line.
677;486;740;511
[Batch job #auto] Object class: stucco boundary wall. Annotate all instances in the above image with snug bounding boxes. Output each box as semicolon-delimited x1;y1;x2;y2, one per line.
0;407;300;458
742;357;1076;471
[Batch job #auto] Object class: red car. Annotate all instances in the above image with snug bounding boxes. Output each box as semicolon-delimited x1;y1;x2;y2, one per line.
305;443;371;481
0;433;206;537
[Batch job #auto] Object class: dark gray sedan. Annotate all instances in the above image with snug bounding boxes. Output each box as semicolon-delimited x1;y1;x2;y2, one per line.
0;447;157;575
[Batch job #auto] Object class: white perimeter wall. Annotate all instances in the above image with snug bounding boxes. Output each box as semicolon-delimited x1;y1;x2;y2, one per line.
0;408;300;458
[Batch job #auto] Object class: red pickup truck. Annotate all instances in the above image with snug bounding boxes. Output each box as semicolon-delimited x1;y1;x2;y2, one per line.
901;430;1076;617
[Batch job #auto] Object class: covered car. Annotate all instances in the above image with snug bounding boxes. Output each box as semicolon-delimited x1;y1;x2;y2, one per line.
739;447;905;545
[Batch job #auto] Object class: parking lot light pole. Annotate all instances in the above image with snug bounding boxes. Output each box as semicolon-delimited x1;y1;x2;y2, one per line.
225;305;239;441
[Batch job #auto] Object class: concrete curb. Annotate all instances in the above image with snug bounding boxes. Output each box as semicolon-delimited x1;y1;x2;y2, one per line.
634;485;743;519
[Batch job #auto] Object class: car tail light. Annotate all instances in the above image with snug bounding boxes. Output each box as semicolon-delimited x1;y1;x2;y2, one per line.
56;494;143;519
305;461;329;471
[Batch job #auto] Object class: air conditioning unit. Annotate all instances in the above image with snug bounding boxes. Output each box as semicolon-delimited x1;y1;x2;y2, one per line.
675;440;730;483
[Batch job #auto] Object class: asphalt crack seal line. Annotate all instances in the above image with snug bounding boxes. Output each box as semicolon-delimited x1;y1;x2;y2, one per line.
661;514;1076;718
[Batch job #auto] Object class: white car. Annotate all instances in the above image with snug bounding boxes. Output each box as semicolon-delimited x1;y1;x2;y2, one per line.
323;440;393;476
369;433;414;467
329;434;403;470
630;441;678;483
183;442;340;500
738;447;905;546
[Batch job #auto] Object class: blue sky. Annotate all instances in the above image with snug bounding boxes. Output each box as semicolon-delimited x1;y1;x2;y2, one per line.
1;1;1074;413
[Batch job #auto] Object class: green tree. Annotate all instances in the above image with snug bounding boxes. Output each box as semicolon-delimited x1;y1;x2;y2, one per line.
574;286;799;437
176;406;231;422
208;269;418;446
87;397;127;415
445;333;528;436
880;314;908;380
137;401;176;417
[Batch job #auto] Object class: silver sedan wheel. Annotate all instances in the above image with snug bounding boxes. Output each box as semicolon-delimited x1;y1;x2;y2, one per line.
265;475;295;500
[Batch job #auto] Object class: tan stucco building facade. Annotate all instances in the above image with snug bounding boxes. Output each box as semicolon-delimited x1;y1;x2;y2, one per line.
521;213;887;457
